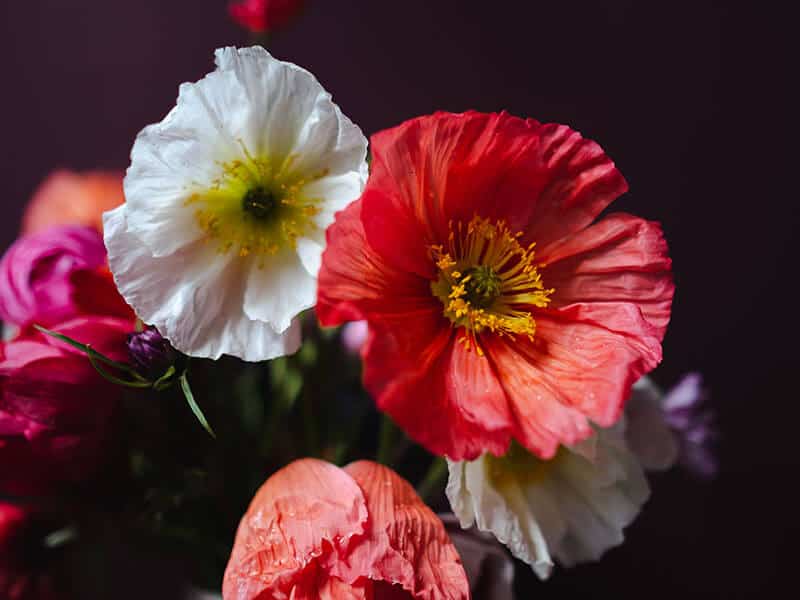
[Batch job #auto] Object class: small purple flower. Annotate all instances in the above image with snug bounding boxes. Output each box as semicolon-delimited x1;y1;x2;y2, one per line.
663;373;718;479
127;327;178;377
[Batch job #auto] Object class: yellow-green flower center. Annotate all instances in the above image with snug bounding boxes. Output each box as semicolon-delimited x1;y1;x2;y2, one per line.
241;186;278;220
430;216;554;356
486;441;564;488
186;149;328;262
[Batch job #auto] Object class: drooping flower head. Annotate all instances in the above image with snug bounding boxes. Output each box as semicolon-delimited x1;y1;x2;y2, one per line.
318;111;674;460
228;0;305;33
446;424;650;580
104;46;368;361
0;225;132;330
0;316;134;495
223;458;469;599
21;170;124;235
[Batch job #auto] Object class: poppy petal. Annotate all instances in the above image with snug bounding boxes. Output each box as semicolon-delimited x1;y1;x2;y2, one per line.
337;461;470;600
317;198;434;327
540;213;674;336
222;458;368;600
483;337;592;459
364;318;511;460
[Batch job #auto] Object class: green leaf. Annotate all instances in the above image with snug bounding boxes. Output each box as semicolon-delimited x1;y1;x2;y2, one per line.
34;324;146;380
180;373;216;439
152;365;178;391
87;354;153;389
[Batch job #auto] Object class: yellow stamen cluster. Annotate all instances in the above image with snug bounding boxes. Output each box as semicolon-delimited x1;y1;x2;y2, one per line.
185;147;328;264
430;216;553;356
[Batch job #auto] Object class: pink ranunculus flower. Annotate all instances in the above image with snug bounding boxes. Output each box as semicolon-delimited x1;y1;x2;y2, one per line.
22;170;124;236
0;225;133;330
0;316;134;495
228;0;305;33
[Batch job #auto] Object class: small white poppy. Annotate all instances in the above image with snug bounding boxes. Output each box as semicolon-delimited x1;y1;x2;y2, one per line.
446;424;650;580
104;46;368;361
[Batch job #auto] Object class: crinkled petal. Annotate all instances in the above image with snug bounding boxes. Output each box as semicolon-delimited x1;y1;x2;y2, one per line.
541;213;674;337
104;206;300;360
317;199;434;326
364;317;510;460
214;46;368;179
360;112;627;277
447;426;649;580
123;68;246;257
446;458;554;580
222;459;368;600
545;428;650;566
243;251;316;333
338;461;469;600
523;304;665;428
483;336;592;460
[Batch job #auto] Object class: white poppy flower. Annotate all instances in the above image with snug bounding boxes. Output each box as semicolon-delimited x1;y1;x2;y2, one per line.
446;424;650;580
104;46;368;361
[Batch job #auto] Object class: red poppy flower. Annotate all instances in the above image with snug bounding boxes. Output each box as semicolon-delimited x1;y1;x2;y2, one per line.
317;111;674;461
223;459;469;599
228;0;305;34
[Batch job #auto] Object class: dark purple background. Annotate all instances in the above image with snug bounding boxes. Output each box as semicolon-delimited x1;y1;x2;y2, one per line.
1;1;794;597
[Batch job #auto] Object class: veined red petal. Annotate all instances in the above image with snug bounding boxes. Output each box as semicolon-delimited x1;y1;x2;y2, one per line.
517;305;662;429
317;199;433;327
361;112;627;274
222;459;368;600
483;336;593;459
337;461;469;600
520;122;628;247
540;213;674;337
363;316;510;460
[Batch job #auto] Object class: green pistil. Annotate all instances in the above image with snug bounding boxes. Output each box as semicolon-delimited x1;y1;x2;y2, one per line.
463;265;502;309
241;186;277;220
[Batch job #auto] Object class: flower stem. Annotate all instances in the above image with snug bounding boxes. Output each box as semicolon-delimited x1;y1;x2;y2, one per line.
417;458;448;502
376;414;398;465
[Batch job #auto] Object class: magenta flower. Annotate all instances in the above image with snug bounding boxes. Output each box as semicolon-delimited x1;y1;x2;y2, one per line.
0;225;131;329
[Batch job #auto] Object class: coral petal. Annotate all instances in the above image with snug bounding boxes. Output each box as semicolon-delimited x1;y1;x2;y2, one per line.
339;461;470;600
222;459;368;600
541;213;674;337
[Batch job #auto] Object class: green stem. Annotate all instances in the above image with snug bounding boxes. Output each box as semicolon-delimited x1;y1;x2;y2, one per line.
34;324;147;380
376;414;398;465
180;372;216;439
417;458;448;501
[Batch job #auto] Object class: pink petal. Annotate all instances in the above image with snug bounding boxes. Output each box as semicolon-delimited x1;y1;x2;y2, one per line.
222;459;368;600
336;461;469;600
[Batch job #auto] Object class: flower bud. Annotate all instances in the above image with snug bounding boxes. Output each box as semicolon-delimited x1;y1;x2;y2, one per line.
126;327;177;377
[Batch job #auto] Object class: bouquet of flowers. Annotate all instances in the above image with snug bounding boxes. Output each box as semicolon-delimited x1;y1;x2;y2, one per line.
1;2;715;598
